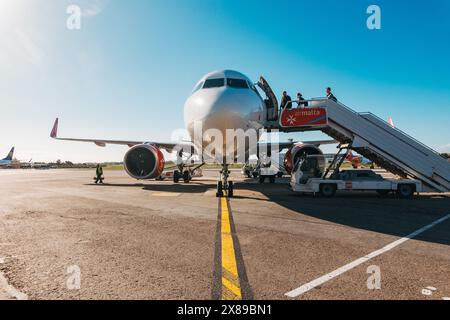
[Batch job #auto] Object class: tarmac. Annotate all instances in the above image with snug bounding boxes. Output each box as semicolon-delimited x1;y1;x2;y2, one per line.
0;169;449;300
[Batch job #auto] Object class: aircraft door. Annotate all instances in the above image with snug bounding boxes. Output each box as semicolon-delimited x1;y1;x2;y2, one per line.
257;76;279;121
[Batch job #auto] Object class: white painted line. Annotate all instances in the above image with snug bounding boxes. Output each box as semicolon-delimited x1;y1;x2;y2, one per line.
0;273;28;300
285;214;450;298
150;192;181;197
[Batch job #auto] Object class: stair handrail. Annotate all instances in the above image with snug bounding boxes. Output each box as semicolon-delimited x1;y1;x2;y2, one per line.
358;112;443;157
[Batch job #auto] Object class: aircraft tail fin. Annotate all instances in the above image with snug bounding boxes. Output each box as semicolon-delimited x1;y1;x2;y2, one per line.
2;147;14;161
50;118;59;138
388;116;395;128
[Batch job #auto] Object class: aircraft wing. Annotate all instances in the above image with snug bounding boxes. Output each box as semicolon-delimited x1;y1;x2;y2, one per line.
50;118;191;152
259;139;337;151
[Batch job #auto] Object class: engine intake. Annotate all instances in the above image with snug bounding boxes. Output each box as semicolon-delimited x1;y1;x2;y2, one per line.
124;144;165;180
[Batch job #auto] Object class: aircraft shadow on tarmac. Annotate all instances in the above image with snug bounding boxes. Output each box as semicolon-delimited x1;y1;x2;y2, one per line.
86;179;450;246
86;182;215;194
236;178;450;247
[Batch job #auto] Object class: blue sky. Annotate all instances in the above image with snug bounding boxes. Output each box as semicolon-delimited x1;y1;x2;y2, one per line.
0;0;449;162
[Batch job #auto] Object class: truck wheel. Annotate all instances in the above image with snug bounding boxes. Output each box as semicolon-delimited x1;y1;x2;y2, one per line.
376;190;390;197
320;184;337;198
252;172;259;178
269;176;276;183
173;170;180;183
277;172;283;178
259;176;265;183
397;184;414;199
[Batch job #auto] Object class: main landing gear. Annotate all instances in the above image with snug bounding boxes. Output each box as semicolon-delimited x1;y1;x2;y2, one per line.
173;169;191;183
173;161;205;184
172;150;198;184
216;164;234;198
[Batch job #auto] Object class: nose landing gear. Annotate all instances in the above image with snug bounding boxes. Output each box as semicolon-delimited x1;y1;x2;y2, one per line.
216;164;234;198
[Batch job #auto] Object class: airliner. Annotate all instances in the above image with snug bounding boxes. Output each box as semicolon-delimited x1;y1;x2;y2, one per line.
51;70;335;197
0;147;14;166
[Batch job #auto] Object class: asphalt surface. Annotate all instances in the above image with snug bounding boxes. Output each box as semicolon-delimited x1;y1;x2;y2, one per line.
0;169;449;300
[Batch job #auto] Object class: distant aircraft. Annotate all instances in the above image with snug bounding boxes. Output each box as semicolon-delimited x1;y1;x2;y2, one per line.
345;116;394;168
0;147;14;166
51;70;335;197
388;116;395;128
346;151;373;169
323;151;372;169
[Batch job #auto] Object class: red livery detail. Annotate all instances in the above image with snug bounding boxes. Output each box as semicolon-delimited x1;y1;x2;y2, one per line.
280;108;328;128
50;118;59;138
124;144;165;180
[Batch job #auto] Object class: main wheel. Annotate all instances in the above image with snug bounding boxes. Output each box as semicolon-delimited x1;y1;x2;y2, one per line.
277;171;283;178
173;170;180;183
320;184;337;198
259;176;265;184
397;184;414;199
183;171;190;183
228;181;234;197
269;176;276;183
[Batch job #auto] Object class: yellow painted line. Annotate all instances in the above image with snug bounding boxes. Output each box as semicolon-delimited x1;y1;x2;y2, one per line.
150;192;181;197
220;197;242;300
222;277;241;300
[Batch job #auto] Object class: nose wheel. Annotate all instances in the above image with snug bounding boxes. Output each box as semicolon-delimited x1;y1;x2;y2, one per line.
216;165;234;198
216;181;223;197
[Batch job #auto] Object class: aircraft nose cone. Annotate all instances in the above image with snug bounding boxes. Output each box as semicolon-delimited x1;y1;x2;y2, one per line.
201;90;253;132
184;86;264;147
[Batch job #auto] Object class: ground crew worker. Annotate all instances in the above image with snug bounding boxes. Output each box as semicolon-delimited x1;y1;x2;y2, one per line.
280;91;292;110
94;164;104;184
297;92;308;108
326;87;337;102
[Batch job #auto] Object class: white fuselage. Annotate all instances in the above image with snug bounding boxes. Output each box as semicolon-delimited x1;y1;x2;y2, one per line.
183;70;265;161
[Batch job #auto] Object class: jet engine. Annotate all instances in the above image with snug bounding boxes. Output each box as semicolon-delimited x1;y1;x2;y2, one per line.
284;144;325;175
124;144;165;180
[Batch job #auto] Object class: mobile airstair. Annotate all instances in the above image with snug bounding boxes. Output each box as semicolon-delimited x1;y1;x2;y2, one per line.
263;96;450;192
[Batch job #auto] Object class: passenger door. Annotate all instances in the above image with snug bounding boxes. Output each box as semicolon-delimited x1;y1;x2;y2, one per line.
257;76;279;121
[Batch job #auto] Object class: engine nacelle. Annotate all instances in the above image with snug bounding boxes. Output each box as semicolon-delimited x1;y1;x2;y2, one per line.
284;144;325;175
124;144;165;180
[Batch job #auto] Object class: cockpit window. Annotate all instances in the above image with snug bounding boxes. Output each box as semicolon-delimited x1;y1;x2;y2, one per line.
203;78;225;88
192;81;203;93
227;78;249;89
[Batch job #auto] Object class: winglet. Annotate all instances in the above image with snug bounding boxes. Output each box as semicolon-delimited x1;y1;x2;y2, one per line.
50;118;59;138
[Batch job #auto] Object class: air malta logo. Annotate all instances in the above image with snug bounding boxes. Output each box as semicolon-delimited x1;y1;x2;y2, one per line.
280;108;328;128
286;115;297;126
